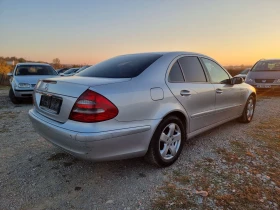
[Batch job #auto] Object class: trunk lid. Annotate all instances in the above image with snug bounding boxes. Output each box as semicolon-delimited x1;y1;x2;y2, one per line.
33;76;131;123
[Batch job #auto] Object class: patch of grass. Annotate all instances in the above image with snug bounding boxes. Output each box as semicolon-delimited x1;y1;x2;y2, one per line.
0;85;10;90
153;117;280;209
152;183;197;210
174;175;190;185
252;118;280;152
0;111;17;120
216;147;240;164
0;128;9;133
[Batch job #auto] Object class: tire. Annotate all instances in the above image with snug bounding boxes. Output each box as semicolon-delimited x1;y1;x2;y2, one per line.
239;95;255;123
9;88;21;104
145;115;185;167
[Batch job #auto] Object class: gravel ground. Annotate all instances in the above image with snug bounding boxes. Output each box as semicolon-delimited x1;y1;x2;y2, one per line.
0;86;279;210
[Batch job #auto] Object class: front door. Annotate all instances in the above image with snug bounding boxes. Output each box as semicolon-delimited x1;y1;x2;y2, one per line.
200;58;242;122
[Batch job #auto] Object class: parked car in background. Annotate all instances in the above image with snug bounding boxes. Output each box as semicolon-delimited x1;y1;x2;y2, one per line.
59;68;80;76
75;65;91;74
56;68;69;74
245;59;280;92
235;68;250;80
7;63;58;104
29;52;256;167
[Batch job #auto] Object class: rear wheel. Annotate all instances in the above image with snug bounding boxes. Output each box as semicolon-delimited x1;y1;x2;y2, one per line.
145;115;185;167
9;88;21;104
239;95;255;123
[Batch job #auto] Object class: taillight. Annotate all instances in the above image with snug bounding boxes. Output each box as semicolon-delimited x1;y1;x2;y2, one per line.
69;89;118;123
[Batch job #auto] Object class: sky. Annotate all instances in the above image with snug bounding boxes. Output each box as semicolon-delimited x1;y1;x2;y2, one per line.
0;0;279;66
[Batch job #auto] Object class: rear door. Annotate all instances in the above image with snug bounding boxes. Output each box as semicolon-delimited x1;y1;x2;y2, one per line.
200;58;242;122
166;56;216;132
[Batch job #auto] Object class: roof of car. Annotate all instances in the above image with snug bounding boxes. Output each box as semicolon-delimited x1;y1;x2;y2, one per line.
122;51;207;57
16;62;51;66
259;59;280;61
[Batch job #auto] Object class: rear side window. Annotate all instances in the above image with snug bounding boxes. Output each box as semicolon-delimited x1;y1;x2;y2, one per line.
77;54;162;78
178;57;207;82
168;61;184;82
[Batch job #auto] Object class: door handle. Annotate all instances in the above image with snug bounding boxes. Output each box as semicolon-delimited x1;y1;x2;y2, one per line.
180;90;191;96
216;88;223;94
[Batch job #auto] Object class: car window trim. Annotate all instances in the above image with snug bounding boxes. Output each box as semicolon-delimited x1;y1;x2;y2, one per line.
178;56;209;83
168;61;186;83
199;57;232;84
167;55;210;84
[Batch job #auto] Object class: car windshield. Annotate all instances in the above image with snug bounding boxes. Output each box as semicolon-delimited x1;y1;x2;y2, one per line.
77;54;162;78
15;65;57;76
252;60;280;71
64;68;79;74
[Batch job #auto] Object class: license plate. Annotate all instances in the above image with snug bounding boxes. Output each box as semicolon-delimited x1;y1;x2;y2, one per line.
40;95;62;114
257;85;271;88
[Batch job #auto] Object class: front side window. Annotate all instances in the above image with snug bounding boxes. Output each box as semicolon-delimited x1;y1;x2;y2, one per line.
252;60;280;71
168;61;184;82
201;58;230;83
77;54;162;78
178;57;207;82
15;65;57;76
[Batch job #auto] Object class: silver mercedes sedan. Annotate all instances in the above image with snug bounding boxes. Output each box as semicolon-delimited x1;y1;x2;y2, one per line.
29;52;256;167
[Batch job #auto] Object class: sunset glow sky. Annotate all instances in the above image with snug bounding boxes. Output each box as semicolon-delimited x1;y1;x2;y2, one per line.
0;0;279;66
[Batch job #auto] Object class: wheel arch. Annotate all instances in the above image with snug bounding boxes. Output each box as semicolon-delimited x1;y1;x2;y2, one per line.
161;110;189;134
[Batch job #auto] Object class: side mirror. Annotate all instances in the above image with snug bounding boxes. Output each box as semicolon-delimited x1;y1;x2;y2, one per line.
7;73;13;77
231;77;243;85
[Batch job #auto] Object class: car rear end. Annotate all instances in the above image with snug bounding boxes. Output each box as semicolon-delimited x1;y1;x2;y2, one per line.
29;53;164;161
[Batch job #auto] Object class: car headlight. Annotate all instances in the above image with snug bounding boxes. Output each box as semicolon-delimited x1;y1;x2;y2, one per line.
274;79;280;83
245;78;254;83
18;83;31;88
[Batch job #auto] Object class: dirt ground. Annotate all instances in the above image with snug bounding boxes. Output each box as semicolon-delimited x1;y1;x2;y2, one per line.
0;86;279;210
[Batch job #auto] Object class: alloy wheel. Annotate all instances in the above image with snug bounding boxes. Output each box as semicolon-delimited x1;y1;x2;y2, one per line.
159;123;181;160
247;99;254;120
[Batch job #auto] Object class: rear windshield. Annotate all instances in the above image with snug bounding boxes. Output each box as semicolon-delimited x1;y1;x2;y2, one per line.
77;54;162;78
15;65;57;76
252;60;280;71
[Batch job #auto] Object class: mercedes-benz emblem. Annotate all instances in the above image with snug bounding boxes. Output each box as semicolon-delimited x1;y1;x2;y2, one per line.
44;83;49;91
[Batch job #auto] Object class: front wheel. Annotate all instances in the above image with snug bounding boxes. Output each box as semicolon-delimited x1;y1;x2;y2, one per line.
145;116;185;167
9;88;21;104
239;95;255;123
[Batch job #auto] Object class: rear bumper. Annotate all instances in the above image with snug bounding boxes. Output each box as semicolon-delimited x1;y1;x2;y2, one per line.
28;109;157;161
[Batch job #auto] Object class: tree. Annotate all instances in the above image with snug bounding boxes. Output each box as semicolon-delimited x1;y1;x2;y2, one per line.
18;58;26;63
0;58;12;74
52;58;61;69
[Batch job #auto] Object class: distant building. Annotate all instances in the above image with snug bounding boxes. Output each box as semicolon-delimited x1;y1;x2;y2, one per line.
6;60;15;65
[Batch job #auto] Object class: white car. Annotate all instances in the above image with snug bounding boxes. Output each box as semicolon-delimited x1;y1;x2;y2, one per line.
7;63;58;104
